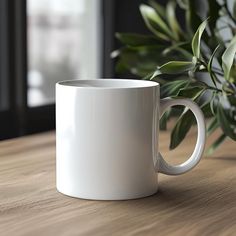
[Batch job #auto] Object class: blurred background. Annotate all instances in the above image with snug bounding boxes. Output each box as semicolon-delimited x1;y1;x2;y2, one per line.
1;0;159;140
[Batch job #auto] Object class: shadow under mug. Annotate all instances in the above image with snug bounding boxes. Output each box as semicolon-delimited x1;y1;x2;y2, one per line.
56;79;206;200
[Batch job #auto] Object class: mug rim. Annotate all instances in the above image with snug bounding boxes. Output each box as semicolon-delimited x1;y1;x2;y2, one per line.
56;79;159;89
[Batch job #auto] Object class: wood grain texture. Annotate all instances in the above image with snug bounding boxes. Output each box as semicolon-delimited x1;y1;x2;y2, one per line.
0;129;236;236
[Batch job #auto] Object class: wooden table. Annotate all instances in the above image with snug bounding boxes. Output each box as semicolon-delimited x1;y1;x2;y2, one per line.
0;129;236;236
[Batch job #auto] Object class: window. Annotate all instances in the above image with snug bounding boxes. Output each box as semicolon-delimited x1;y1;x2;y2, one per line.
27;0;102;106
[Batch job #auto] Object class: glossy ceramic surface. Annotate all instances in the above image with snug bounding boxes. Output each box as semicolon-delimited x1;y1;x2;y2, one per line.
56;79;206;200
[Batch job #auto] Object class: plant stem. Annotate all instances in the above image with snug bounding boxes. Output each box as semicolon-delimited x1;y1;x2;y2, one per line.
212;67;223;74
198;59;222;84
198;59;208;68
207;86;222;93
210;70;222;84
212;70;224;76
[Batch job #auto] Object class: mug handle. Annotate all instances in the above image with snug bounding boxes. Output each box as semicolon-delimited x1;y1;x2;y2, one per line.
156;98;206;175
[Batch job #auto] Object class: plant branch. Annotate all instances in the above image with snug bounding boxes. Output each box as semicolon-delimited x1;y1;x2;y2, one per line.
212;69;224;77
207;85;222;93
212;67;223;74
198;59;222;84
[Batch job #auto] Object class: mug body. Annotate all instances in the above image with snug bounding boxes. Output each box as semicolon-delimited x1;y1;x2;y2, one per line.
56;79;160;200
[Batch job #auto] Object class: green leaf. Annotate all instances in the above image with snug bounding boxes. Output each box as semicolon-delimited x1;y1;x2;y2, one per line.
148;0;166;19
160;109;171;130
206;134;226;155
142;71;157;81
207;45;220;87
114;46;166;77
140;4;172;40
210;91;218;115
152;60;196;77
222;81;235;95
222;35;236;81
177;86;206;99
186;0;202;34
115;59;128;74
115;33;163;47
201;101;213;117
228;94;236;106
233;0;236;20
191;19;208;58
162;42;193;59
170;109;195;149
166;1;183;40
229;64;236;83
217;102;236;141
207;116;219;135
211;40;226;66
161;80;190;97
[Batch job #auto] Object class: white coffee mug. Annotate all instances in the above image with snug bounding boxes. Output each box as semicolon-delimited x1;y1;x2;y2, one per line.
56;79;206;200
